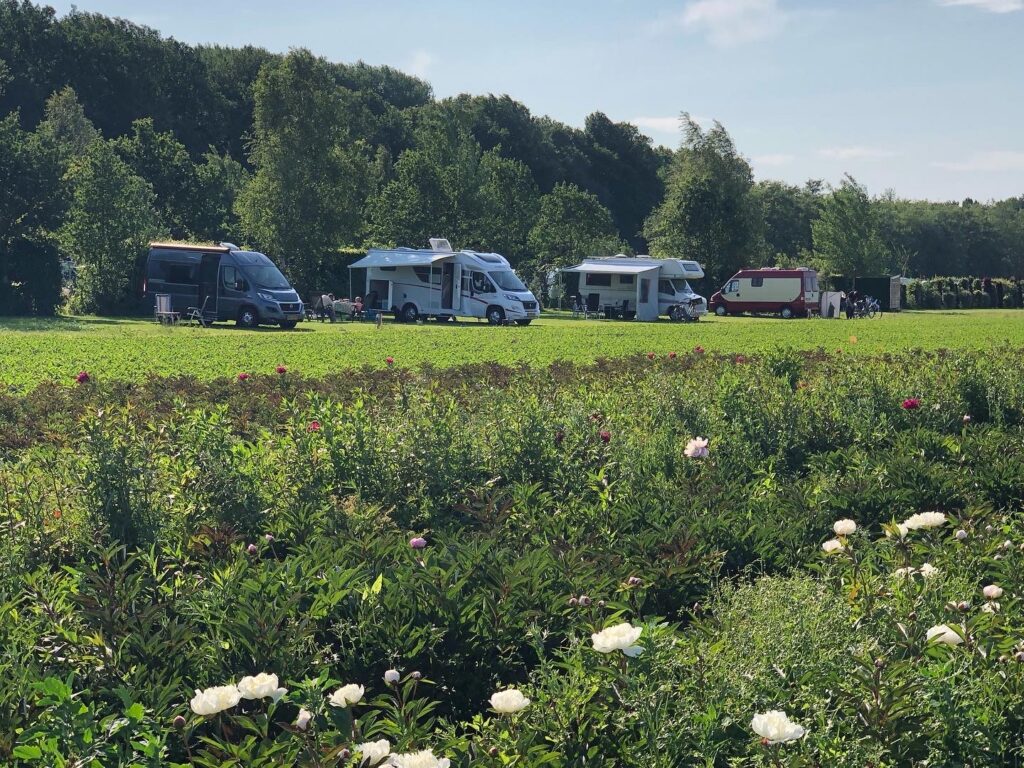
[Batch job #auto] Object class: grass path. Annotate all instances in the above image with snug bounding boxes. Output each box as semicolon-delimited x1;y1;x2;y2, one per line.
2;310;1023;388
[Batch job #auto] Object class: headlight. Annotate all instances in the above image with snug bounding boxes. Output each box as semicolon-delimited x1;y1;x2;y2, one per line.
503;294;520;302
257;291;275;302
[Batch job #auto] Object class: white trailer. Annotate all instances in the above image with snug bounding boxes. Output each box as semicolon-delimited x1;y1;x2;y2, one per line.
348;239;540;325
562;255;708;321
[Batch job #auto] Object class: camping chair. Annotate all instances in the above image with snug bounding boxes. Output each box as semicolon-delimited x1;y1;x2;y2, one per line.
585;294;601;320
184;296;210;327
361;291;379;321
571;295;586;318
311;294;336;322
154;293;179;324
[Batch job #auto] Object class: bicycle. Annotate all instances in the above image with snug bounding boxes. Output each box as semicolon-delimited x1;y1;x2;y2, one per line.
853;296;881;319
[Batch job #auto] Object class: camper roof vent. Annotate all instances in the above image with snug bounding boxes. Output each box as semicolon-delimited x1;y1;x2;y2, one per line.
429;238;453;253
219;242;239;250
476;253;504;264
635;254;653;259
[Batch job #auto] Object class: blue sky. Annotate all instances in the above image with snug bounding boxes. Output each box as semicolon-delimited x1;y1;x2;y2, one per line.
48;0;1024;202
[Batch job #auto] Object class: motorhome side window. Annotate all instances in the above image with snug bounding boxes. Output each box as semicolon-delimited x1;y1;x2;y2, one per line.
161;261;195;284
222;266;245;291
471;271;493;293
659;279;673;294
727;280;739;292
585;273;611;287
751;276;764;287
619;274;634;285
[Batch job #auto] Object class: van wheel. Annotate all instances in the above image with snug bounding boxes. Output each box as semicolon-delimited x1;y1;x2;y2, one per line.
237;307;260;328
715;305;727;317
780;306;794;319
279;321;297;330
401;303;419;323
514;319;532;326
486;306;506;325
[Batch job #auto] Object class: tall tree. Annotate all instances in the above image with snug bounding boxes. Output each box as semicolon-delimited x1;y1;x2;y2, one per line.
527;183;621;269
0;111;64;314
237;49;368;295
812;174;890;279
752;180;821;265
472;151;540;263
193;150;248;241
643;115;759;285
34;85;99;164
60;140;160;314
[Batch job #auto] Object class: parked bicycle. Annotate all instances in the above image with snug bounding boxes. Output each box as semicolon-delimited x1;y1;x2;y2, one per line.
853;295;881;319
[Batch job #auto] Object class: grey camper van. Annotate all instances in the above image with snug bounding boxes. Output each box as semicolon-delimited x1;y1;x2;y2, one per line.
144;242;304;328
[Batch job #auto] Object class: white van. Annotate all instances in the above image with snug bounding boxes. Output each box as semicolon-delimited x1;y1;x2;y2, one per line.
562;256;707;321
348;239;540;325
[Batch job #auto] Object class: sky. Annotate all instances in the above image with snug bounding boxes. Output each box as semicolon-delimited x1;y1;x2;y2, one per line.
47;0;1024;202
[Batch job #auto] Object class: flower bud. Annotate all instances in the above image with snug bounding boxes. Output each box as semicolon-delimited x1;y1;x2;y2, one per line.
339;749;351;759
874;658;885;669
384;669;400;684
597;600;606;608
963;414;972;424
247;543;258;555
1016;651;1024;663
955;529;968;541
411;671;422;680
568;597;578;606
578;595;591;607
957;600;971;612
264;533;275;543
985;525;994;533
488;747;499;757
627;576;642;587
409;537;427;550
172;715;186;730
908;611;917;621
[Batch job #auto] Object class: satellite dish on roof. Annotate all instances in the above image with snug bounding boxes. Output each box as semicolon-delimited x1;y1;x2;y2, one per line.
429;238;453;253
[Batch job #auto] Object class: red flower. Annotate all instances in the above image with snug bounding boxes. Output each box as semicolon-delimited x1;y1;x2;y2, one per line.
276;365;287;374
669;351;677;360
693;345;705;354
599;430;611;444
74;371;90;384
646;352;656;360
386;356;395;366
237;372;250;381
734;354;746;364
308;420;321;432
902;397;921;411
53;509;62;519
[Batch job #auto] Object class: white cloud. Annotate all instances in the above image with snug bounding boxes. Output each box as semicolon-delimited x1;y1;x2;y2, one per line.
679;0;786;47
936;0;1023;13
631;116;684;134
933;151;1024;171
753;153;795;167
407;50;434;79
817;146;897;161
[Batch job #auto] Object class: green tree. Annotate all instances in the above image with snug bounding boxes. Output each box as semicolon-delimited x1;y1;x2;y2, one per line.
0;112;65;314
643;115;760;285
471;151;540;262
237;49;368;295
61;140;160;314
193;150;248;240
751;179;821;265
34;86;99;164
527;182;621;268
812;175;890;280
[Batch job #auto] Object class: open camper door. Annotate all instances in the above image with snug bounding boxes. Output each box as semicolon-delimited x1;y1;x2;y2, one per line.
637;275;659;321
452;264;462;310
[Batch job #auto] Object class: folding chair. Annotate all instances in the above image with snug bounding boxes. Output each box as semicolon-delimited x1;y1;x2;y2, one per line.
154;293;179;324
185;296;211;327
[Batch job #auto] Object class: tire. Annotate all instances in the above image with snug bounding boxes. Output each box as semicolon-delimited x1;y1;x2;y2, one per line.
486;306;506;325
237;306;260;329
401;303;419;323
715;305;727;317
514;319;532;326
669;306;685;322
279;320;297;330
780;306;794;319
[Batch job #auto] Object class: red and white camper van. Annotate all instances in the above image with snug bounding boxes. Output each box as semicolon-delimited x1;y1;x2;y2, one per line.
709;268;819;318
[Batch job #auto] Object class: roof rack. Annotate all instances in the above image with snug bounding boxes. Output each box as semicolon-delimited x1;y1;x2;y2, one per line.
149;242;230;253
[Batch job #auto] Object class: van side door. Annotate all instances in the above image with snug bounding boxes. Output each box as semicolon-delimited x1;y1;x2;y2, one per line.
219;263;249;321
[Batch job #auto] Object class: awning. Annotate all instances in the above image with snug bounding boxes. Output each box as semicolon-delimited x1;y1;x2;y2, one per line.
563;263;660;275
349;249;451;269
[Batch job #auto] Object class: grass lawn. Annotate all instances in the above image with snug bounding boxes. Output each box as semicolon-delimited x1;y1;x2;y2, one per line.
2;310;1023;389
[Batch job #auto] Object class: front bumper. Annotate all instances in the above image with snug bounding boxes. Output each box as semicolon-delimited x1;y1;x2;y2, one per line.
260;300;305;321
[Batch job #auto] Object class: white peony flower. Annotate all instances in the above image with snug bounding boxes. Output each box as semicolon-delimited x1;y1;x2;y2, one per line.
591;622;644;656
237;672;287;702
982;601;1001;614
387;749;451;768
329;684;365;708
190;684;242;716
356;739;391;766
902;512;947;531
885;522;910;539
490;688;531;714
833;519;857;536
750;710;806;743
983;584;1003;600
919;563;939;578
821;538;844;554
684;437;710;459
926;624;964;646
384;669;401;684
295;708;313;731
893;567;916;578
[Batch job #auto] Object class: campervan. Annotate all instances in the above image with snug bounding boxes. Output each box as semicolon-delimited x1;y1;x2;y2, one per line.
709;267;819;318
144;242;303;328
348;239;539;325
562;256;707;321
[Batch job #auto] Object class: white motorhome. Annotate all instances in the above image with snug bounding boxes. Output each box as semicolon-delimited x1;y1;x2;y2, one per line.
348;239;540;325
562;256;708;321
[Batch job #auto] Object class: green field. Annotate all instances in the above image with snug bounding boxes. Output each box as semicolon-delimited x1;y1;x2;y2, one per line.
1;310;1023;388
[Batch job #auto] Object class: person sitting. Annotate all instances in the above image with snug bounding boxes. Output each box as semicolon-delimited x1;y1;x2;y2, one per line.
352;296;364;319
317;293;337;322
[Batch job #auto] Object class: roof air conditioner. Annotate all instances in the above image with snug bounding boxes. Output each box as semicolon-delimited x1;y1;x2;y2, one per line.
429;238;453;253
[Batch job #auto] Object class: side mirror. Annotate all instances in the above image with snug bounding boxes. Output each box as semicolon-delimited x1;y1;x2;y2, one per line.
235;280;245;292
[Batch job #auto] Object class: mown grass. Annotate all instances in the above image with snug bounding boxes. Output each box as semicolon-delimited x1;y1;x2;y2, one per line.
1;310;1023;389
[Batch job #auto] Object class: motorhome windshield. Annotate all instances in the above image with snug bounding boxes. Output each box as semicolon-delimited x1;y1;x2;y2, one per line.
673;279;693;294
244;265;290;289
490;270;527;292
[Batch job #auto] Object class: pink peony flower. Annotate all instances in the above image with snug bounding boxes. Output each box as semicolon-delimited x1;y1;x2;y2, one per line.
684;437;710;458
646;352;655;360
669;351;678;360
735;354;746;364
386;357;395;366
237;372;250;381
693;345;705;354
75;371;90;384
902;397;921;411
599;430;611;444
276;365;287;374
409;536;427;550
308;420;321;432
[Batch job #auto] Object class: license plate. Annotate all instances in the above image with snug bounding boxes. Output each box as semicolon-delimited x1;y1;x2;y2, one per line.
284;314;300;321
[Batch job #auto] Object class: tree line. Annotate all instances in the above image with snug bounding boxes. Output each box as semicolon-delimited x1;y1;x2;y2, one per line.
1;0;1022;315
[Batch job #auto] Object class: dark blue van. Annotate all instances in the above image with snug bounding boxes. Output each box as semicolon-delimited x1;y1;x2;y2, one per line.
144;242;304;328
